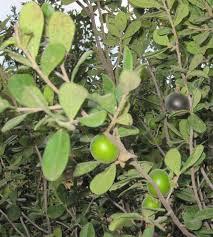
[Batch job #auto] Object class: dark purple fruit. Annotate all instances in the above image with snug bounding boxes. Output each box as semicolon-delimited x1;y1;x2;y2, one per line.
165;92;190;112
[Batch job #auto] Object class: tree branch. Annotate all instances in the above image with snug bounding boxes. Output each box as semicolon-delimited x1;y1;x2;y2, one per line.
130;159;196;237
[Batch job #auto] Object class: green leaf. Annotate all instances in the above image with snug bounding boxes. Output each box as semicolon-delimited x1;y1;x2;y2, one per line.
88;93;117;114
196;208;213;220
103;233;114;237
129;0;161;9
118;70;141;94
102;74;115;94
109;212;141;231
41;3;55;19
47;205;65;219
41;43;66;76
189;54;203;71
80;223;95;237
8;74;48;109
118;126;139;137
53;227;62;237
0;97;11;113
188;113;206;133
181;145;204;173
41;130;70;181
107;17;120;37
142;226;155;237
179;119;190;141
117;113;133;126
174;2;189;26
167;0;176;9
73;161;100;177
19;2;44;58
115;11;128;33
123;46;133;71
59;82;88;120
90;164;116;195
186;41;202;55
7;205;21;221
1;114;29;133
192;88;202;109
71;50;93;82
48;12;75;52
183;207;202;230
123;20;141;39
165;148;181;175
79;110;107;127
43;86;54;105
187;70;209;79
153;29;170;46
61;0;76;5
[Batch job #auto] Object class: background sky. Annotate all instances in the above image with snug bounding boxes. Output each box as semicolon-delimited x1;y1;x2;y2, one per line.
0;0;81;20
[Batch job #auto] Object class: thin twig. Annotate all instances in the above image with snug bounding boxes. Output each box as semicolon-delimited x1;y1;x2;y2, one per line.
147;63;171;145
14;24;59;94
201;167;213;191
20;217;31;237
130;160;196;237
43;179;51;234
0;209;26;237
105;93;128;133
21;212;49;234
60;63;70;82
16;104;61;113
76;0;115;81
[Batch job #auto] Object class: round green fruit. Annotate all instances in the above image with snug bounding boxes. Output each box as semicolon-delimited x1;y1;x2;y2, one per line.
147;169;170;197
90;134;119;164
142;195;161;209
165;92;190;112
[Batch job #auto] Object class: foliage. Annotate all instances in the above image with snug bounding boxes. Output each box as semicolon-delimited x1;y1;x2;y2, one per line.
0;0;213;237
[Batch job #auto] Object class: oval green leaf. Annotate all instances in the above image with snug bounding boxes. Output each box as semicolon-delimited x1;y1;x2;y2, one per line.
90;164;116;195
48;12;75;52
42;129;70;181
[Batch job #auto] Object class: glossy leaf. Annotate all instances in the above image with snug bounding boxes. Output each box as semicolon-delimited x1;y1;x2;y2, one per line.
165;148;181;175
59;82;88;119
73;161;100;177
19;2;44;58
79;110;107;127
42;130;70;181
48;12;75;52
41;43;66;76
90;164;116;195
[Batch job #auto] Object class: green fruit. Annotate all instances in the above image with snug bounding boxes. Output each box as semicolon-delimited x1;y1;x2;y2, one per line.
90;134;119;164
148;118;157;129
142;195;161;209
147;169;170;197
